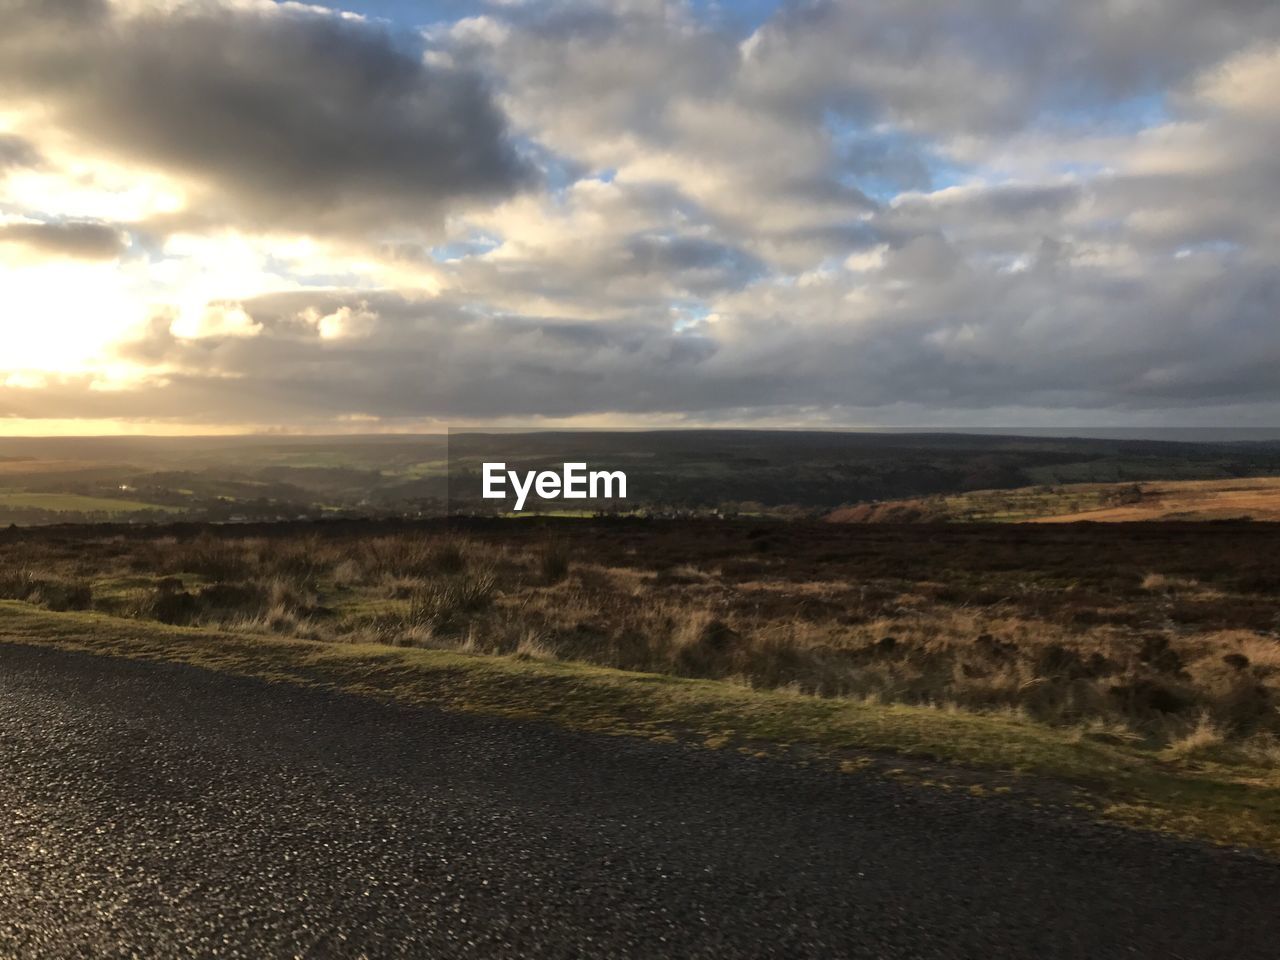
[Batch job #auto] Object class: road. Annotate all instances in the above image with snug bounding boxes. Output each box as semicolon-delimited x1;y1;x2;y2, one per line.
2;642;1278;959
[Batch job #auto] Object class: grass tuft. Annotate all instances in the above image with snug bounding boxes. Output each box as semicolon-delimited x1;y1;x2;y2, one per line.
3;599;1279;853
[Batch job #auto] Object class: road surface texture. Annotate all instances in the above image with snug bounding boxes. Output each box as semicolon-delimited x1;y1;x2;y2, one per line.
2;643;1278;959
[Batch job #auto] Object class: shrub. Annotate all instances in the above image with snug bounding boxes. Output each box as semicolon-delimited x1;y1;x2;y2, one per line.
1212;676;1274;734
0;569;39;602
130;587;200;625
405;569;497;630
30;578;93;612
259;536;331;581
431;540;468;576
514;630;556;661
332;558;363;587
539;541;571;584
179;533;253;580
673;616;741;678
0;570;92;611
1165;714;1226;760
198;581;268;615
1109;677;1192;716
363;536;470;579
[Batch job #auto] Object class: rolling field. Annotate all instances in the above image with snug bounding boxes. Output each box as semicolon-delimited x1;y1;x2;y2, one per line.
3;431;1280;524
0;459;110;476
0;492;177;514
829;477;1280;523
1029;477;1280;522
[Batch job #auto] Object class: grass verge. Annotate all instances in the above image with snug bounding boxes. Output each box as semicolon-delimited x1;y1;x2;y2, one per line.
2;599;1277;854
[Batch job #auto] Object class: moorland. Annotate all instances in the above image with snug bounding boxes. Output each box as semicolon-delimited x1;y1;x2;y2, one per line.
3;432;1280;849
3;518;1277;757
828;476;1280;523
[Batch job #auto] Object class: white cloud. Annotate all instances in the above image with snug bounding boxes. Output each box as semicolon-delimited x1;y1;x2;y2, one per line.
301;303;379;340
171;302;261;339
3;0;1280;427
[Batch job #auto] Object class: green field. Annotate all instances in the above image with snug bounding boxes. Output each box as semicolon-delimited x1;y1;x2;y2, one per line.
0;492;177;514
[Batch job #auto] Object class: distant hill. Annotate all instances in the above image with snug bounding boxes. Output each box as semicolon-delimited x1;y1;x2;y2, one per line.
826;477;1280;523
2;431;1280;523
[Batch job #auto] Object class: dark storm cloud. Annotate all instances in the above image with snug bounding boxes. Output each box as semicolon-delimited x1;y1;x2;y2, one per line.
0;0;532;234
77;249;1278;426
0;134;42;171
0;221;127;260
881;183;1087;253
97;290;725;422
909;184;1083;221
621;235;765;295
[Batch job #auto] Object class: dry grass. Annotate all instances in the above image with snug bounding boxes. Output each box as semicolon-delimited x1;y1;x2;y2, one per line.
1032;478;1280;522
5;599;1280;853
2;519;1278;759
827;477;1280;523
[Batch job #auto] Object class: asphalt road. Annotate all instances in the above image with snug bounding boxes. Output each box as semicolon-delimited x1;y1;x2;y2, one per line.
2;643;1278;959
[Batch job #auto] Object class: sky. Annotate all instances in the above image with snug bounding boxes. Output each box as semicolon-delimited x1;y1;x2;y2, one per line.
1;0;1278;435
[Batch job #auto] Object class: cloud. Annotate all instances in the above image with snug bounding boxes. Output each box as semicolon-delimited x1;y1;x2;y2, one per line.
439;4;875;268
170;302;262;340
300;303;380;341
0;134;42;171
3;0;1280;429
84;237;1278;425
0;0;533;236
738;0;1280;137
0;221;127;260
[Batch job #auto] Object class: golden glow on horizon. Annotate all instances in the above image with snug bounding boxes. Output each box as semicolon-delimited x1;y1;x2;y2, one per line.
0;411;792;438
0;419;249;437
0;418;454;437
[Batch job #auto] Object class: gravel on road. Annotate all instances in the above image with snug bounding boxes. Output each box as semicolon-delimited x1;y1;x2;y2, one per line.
2;642;1278;959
